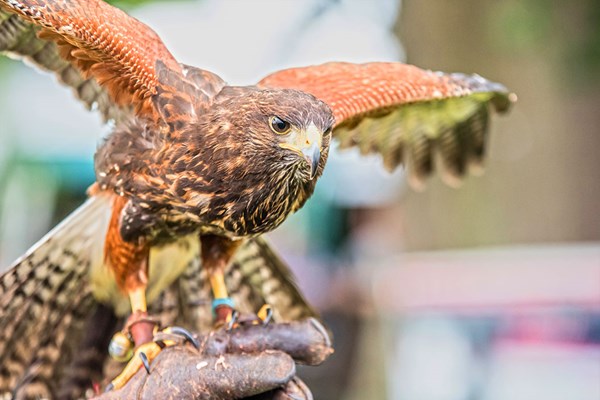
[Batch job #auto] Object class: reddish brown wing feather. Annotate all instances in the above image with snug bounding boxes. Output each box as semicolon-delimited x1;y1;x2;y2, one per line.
258;62;514;189
258;62;510;126
1;0;180;116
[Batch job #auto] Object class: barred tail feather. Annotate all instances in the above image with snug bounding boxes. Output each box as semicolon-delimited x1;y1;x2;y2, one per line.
0;195;112;399
230;237;318;322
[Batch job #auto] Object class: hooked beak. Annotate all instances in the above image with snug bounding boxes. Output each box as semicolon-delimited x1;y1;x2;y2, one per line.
279;122;322;180
302;142;320;179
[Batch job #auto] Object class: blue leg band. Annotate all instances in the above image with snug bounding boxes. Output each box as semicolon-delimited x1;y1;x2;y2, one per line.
212;297;235;312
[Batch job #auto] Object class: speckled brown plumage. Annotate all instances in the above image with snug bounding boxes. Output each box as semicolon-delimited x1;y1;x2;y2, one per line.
0;0;514;396
96;80;333;242
91;62;334;292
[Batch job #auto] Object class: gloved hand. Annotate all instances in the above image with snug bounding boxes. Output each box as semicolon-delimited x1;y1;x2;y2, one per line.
95;318;332;400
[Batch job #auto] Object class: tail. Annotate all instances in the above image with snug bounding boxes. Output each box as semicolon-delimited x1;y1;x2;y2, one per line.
0;195;113;399
230;237;318;322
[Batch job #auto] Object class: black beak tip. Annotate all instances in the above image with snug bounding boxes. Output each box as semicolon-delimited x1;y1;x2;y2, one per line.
309;158;319;179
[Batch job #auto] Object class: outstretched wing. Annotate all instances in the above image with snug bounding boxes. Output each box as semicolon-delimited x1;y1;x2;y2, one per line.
258;62;515;189
0;0;181;120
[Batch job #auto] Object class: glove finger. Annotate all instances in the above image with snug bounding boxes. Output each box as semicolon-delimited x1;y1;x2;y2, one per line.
203;318;333;365
243;376;313;400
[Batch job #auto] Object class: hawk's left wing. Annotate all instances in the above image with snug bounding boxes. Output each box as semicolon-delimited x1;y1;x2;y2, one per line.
259;62;515;190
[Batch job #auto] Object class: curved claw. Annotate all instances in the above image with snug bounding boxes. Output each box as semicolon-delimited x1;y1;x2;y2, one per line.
166;326;200;350
226;310;240;331
107;342;162;390
258;304;274;326
139;352;151;374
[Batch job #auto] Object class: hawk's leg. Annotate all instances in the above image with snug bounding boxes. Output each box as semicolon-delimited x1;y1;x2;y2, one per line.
104;244;199;391
201;235;274;327
104;197;199;391
201;234;243;324
104;197;156;350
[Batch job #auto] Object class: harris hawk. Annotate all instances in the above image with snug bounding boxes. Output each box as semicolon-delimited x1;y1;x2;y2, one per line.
0;0;514;397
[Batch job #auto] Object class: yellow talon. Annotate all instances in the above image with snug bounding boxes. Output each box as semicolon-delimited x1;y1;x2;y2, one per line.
257;304;273;324
108;342;162;390
106;326;200;391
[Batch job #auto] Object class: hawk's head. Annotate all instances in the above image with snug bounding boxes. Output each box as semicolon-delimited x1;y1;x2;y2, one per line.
210;86;335;183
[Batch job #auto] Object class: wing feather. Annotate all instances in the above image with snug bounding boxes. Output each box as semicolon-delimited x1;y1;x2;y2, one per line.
0;0;181;119
230;237;318;322
258;62;515;189
0;195;112;398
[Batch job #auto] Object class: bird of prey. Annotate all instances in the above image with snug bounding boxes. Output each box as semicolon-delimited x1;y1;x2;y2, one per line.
0;0;514;397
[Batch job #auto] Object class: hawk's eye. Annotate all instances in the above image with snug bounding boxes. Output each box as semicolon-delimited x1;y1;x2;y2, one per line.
324;125;333;135
269;116;291;135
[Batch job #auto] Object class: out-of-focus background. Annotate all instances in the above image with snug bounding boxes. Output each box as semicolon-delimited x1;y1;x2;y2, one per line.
1;0;599;399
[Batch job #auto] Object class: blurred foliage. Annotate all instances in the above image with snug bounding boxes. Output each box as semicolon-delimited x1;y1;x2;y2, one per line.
494;1;552;50
492;0;600;87
567;2;600;83
0;62;7;78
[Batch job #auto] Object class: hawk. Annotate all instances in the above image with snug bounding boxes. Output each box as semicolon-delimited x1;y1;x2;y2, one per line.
0;0;514;397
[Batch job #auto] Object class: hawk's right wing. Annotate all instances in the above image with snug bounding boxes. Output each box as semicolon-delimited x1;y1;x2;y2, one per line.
0;0;182;121
0;195;111;399
0;6;127;122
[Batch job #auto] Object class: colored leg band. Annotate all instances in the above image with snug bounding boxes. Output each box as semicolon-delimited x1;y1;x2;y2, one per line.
212;297;235;311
